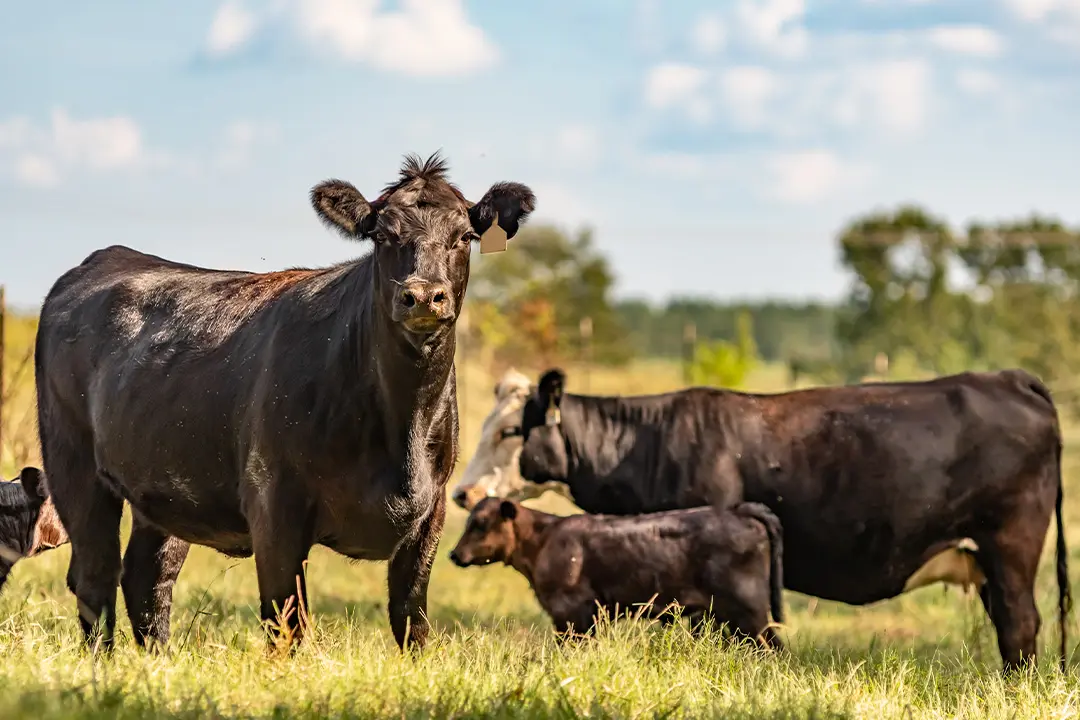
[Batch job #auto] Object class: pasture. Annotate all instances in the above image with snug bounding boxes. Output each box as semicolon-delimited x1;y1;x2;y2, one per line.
1;319;1079;719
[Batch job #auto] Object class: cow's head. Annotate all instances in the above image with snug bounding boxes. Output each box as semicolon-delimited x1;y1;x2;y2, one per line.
518;368;571;485
451;368;573;509
310;152;535;350
448;497;521;567
0;467;69;593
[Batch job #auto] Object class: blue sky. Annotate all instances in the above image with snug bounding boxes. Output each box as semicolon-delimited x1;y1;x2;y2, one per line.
2;0;1079;309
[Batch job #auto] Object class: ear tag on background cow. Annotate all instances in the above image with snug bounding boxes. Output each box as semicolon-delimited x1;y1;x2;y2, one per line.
480;211;508;254
545;407;561;426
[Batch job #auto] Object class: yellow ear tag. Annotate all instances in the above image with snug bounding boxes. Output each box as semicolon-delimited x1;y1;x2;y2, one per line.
479;211;508;254
545;407;561;427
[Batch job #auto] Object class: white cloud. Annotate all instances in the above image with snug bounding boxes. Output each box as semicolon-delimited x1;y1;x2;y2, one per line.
925;25;1003;57
1004;0;1080;44
834;59;931;136
735;0;809;57
206;0;258;56
692;13;727;55
955;68;999;95
14;154;59;188
205;0;498;76
719;66;779;130
0;109;146;188
217;120;278;170
644;63;711;122
766;150;871;204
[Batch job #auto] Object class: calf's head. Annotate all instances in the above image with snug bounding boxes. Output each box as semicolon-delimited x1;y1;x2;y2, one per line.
0;467;68;591
448;497;520;567
518;368;571;484
310;153;535;348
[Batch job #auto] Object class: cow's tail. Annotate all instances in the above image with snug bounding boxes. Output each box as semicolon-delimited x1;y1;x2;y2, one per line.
1054;432;1072;672
1018;370;1071;671
737;502;785;624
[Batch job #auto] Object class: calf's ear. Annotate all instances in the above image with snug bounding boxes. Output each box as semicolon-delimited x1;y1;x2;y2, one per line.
499;501;518;520
19;467;45;503
311;180;377;240
469;182;537;241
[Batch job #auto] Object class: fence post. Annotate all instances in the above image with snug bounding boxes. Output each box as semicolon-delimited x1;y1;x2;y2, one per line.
682;321;696;385
0;285;5;465
579;316;593;393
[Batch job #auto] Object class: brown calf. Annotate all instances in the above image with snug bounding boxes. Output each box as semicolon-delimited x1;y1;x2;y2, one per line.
449;498;785;648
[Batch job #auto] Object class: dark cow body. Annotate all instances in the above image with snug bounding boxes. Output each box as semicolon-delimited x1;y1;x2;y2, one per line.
1;468;69;594
449;497;785;647
516;368;1071;672
35;153;534;652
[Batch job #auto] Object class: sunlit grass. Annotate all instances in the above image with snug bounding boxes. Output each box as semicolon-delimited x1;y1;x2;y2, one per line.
3;313;1080;717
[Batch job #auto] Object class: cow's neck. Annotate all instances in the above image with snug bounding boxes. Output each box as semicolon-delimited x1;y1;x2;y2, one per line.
556;394;652;504
506;508;560;586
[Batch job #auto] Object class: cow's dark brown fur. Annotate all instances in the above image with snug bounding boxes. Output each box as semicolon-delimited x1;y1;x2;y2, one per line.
449;498;785;648
34;152;535;653
516;367;1071;673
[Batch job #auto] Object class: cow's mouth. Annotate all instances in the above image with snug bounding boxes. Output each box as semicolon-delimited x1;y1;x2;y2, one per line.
403;316;442;334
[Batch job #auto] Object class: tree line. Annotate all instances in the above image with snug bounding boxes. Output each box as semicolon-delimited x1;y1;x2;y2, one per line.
464;205;1080;407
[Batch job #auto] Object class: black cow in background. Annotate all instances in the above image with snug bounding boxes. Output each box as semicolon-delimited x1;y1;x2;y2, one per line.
1;467;69;594
516;367;1070;673
34;153;535;653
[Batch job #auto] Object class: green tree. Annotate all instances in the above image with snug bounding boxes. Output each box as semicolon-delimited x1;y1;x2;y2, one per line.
688;312;759;389
466;224;630;367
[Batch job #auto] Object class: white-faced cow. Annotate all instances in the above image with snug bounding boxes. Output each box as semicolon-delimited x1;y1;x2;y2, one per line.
1;467;69;595
33;153;535;653
451;367;572;510
507;368;1070;673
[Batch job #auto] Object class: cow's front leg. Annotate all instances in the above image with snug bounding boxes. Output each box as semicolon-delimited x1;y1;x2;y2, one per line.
248;472;315;651
387;492;446;652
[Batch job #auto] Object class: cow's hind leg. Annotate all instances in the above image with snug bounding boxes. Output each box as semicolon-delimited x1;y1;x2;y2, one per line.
46;437;123;652
122;517;190;650
387;493;446;652
977;492;1053;674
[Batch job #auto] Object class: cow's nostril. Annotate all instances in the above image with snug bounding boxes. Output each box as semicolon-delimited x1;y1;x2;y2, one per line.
401;291;416;308
432;291;446;306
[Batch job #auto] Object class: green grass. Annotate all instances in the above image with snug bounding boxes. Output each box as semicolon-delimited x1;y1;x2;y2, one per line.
3;317;1080;718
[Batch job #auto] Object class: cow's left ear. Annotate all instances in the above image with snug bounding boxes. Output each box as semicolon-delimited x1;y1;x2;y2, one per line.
499;500;517;521
537;368;565;408
468;182;537;240
19;467;45;503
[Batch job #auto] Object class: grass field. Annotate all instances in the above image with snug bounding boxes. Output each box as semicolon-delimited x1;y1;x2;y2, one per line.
2;316;1080;718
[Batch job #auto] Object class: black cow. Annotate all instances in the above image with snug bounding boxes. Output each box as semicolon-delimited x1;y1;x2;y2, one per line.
34;153;535;653
515;367;1070;673
1;467;69;594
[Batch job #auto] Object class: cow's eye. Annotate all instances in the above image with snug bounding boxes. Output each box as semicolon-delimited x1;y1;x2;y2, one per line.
499;426;522;440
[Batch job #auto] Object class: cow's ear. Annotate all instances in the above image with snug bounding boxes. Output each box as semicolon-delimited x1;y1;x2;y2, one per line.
499;500;517;521
19;467;45;503
311;180;377;240
538;368;566;408
468;182;537;241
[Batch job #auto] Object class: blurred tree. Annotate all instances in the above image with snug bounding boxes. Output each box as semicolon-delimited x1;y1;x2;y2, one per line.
467;224;630;367
688;311;760;389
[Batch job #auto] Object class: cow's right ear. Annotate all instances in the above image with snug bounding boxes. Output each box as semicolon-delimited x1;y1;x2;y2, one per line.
310;180;377;240
499;500;517;521
537;368;565;408
19;467;45;503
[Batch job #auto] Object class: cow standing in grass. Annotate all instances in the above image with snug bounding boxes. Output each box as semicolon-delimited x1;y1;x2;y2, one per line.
507;368;1069;673
33;153;535;653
